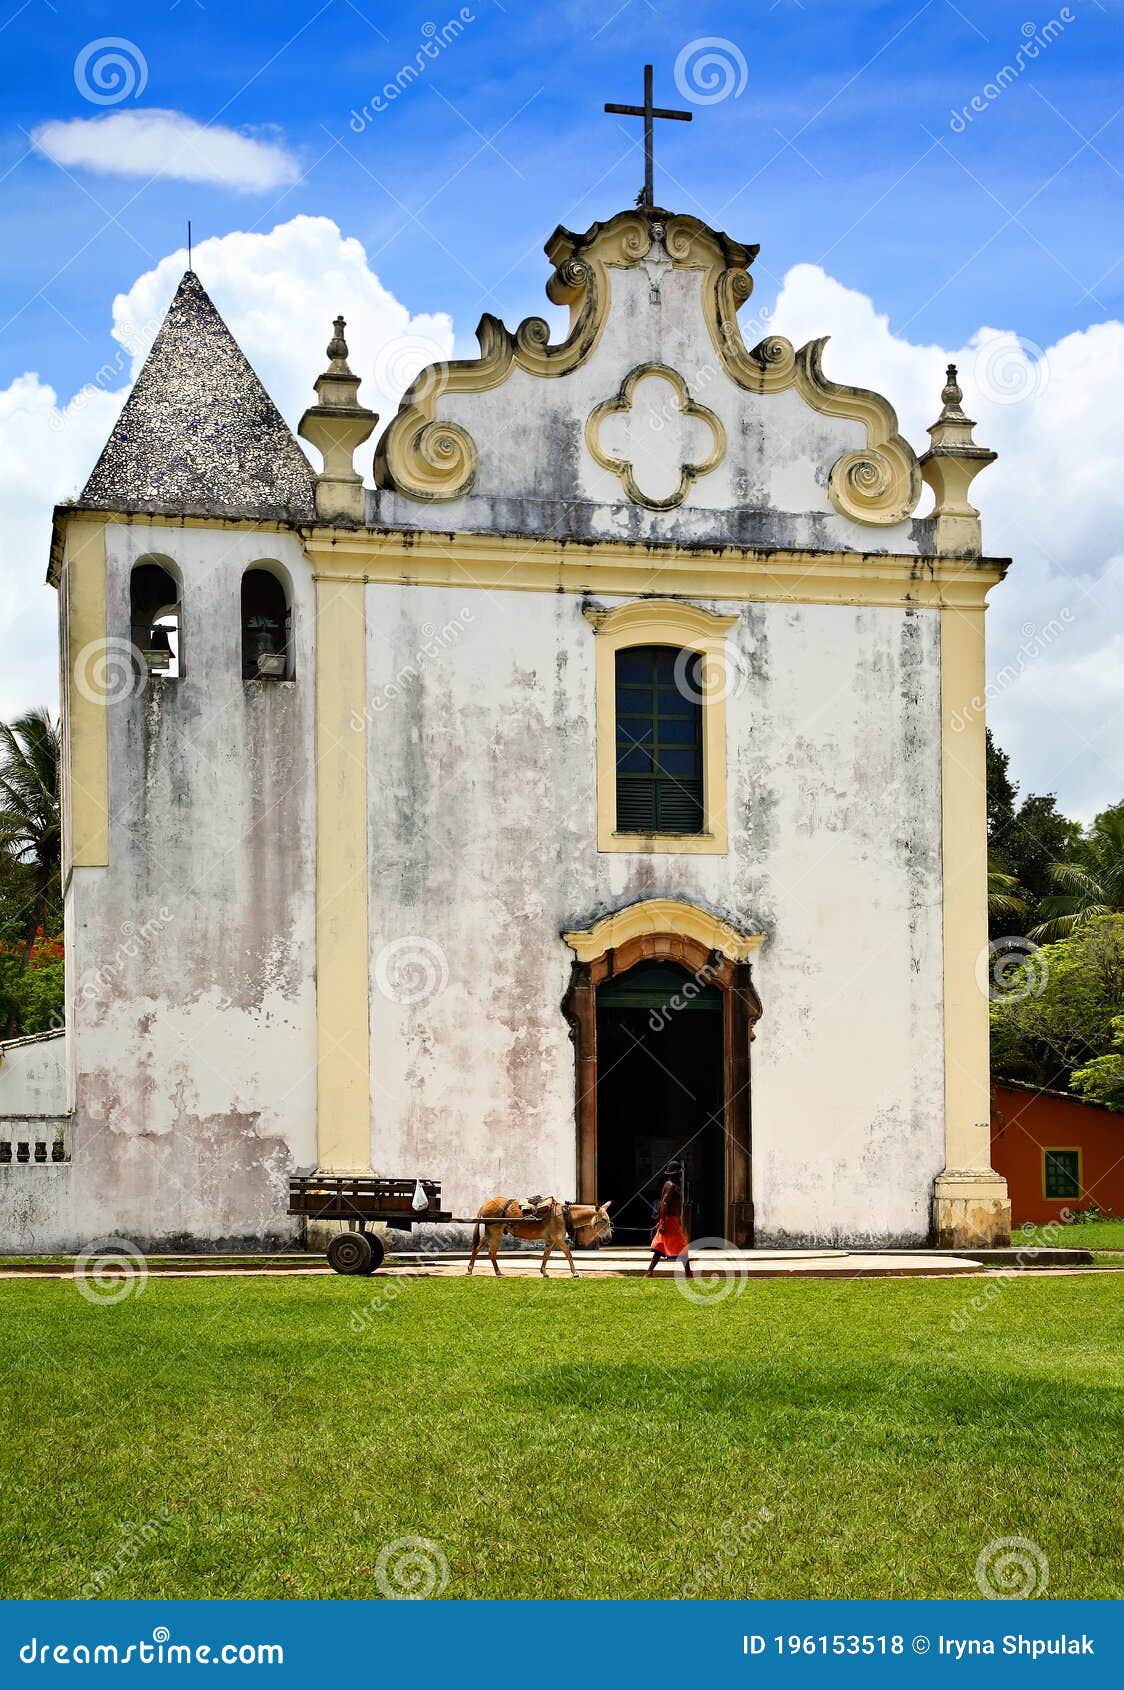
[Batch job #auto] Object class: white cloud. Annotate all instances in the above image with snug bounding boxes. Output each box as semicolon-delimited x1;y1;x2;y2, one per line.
32;110;300;192
113;215;454;430
0;215;454;722
0;226;1119;820
767;264;1124;821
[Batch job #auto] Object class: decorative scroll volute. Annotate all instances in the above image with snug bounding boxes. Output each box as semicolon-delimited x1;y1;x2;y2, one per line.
375;203;924;526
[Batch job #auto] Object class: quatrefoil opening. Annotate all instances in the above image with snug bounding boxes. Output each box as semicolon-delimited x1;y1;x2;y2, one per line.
585;362;727;511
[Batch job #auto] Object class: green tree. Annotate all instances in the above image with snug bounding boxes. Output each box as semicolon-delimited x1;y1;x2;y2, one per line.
987;860;1027;923
986;729;1017;846
1072;1016;1124;1111
1031;802;1124;942
985;731;1081;937
990;914;1124;1100
0;707;61;967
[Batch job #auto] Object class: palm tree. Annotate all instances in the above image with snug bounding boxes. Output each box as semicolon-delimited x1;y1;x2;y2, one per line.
987;857;1027;923
0;708;61;968
1030;804;1124;943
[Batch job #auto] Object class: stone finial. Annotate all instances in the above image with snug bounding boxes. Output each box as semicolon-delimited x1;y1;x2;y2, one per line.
919;362;996;557
326;316;350;369
938;363;966;419
298;313;377;522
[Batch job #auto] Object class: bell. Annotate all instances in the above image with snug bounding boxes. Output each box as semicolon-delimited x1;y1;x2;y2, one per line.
143;623;173;674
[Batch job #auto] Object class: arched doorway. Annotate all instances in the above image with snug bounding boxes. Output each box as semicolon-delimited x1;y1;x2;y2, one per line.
563;900;763;1247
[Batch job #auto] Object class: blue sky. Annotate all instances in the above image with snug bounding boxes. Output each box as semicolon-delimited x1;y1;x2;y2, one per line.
4;0;1121;392
1;0;1122;818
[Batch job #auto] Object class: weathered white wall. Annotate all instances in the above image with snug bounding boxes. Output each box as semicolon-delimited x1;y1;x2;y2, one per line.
365;584;945;1246
8;522;319;1252
0;1029;66;1116
0;1033;71;1252
375;262;933;555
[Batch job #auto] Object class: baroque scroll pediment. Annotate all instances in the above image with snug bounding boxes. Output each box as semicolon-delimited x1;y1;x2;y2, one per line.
373;205;922;529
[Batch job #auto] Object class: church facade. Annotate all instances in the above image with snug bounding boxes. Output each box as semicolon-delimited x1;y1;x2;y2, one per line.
0;203;1012;1251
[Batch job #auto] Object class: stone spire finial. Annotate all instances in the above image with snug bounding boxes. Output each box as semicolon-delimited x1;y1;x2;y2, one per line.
939;363;967;419
919;362;996;556
326;316;350;369
299;312;377;522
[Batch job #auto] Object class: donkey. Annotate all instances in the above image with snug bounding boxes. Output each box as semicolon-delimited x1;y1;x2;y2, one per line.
467;1196;613;1277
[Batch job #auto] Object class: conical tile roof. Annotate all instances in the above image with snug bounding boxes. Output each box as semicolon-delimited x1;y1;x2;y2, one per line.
80;271;316;520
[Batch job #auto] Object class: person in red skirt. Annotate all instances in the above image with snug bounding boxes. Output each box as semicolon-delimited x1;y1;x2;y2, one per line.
645;1177;693;1279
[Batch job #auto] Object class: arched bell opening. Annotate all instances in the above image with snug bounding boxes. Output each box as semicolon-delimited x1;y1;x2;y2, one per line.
130;558;183;679
241;563;293;681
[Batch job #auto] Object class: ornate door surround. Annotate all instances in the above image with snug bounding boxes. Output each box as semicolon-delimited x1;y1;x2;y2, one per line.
562;899;764;1247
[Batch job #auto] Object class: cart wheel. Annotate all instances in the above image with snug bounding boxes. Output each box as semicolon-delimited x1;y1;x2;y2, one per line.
327;1231;373;1275
363;1233;386;1274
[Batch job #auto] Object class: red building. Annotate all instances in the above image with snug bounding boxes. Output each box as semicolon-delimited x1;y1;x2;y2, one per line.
991;1079;1124;1226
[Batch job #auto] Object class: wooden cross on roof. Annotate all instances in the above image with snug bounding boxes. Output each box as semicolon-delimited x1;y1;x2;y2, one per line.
605;64;692;209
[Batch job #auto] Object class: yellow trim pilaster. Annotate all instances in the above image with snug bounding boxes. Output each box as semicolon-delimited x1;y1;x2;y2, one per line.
65;520;110;871
935;603;1010;1246
315;576;371;1172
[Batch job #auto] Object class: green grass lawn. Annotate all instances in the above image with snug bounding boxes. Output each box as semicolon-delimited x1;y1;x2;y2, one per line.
2;1273;1122;1600
1041;1218;1124;1251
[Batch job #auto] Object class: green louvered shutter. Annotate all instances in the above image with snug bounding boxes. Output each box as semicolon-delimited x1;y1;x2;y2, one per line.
615;646;704;834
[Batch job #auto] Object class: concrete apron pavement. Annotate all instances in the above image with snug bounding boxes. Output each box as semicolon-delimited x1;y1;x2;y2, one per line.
0;1246;1101;1280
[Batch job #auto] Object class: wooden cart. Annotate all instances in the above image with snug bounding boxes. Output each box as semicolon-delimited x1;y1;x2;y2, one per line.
288;1174;452;1275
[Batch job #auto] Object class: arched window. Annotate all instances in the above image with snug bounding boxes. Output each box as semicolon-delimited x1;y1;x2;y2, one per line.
130;560;182;678
615;645;703;834
586;599;736;853
241;567;291;681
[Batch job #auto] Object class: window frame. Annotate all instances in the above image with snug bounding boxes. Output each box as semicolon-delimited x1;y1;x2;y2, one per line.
1041;1146;1082;1202
614;644;705;835
585;599;736;855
